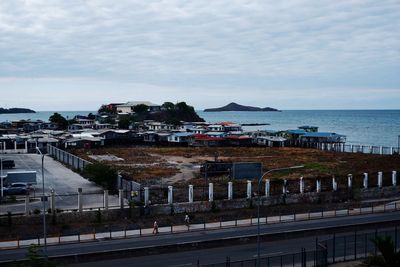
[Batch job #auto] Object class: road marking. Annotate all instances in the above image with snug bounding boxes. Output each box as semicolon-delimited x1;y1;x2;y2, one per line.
166;264;192;267
253;252;283;257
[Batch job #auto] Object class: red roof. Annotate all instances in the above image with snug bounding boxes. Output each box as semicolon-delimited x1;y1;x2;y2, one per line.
193;134;225;141
219;121;236;126
226;135;252;140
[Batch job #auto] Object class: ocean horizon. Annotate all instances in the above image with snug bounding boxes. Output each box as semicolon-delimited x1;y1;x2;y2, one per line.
1;110;399;148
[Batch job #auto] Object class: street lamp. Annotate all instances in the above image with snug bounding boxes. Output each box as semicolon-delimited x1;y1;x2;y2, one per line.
36;147;47;259
256;165;304;267
1;157;4;199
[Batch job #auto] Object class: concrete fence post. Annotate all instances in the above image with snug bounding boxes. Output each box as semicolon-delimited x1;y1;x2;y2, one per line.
24;141;28;153
300;177;304;194
78;188;83;213
228;182;233;200
247;180;252;199
209;183;213;202
316;180;321;193
265;179;270;197
144;187;149;206
392;171;397;186
332;177;337;191
188;185;193;203
347;174;352;189
14;141;17;152
379;146;383;155
363;173;368;189
391;147;394;155
50;189;55;213
168;186;173;205
282;179;287;194
378;172;383;189
103;190;109;210
25;195;29;215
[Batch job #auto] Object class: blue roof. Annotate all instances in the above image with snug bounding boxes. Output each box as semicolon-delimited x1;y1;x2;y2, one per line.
174;132;193;137
286;129;306;134
303;132;345;138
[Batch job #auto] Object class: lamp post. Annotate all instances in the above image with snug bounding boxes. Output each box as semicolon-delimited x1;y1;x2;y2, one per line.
256;165;304;267
36;147;47;259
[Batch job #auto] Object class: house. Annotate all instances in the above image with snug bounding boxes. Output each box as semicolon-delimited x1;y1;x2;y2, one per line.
225;135;253;146
116;101;161;114
255;136;286;147
298;126;318;132
220;122;242;132
168;132;193;143
68;124;84;132
207;124;224;132
300;132;346;144
190;134;226;147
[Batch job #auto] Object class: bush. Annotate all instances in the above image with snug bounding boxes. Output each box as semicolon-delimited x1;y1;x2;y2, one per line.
83;163;118;190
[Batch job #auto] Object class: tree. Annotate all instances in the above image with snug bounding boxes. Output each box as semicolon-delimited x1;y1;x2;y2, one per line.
49;113;68;130
162;102;175;110
83;163;118;190
13;244;58;267
358;236;400;267
87;113;96;120
118;115;134;129
133;104;149;114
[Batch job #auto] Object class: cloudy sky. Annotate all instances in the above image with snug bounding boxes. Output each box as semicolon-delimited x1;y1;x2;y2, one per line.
0;0;399;110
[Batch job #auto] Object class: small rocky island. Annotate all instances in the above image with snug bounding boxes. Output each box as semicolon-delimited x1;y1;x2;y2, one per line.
0;107;36;114
204;102;279;112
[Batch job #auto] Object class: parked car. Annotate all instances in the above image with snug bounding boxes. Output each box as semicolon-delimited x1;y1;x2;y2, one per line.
3;183;29;195
1;159;15;169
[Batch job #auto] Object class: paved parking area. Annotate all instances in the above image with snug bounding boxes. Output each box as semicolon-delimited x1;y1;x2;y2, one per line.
1;154;120;214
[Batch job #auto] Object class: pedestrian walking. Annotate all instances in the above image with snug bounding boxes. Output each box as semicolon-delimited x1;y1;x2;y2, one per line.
153;220;159;234
184;214;190;225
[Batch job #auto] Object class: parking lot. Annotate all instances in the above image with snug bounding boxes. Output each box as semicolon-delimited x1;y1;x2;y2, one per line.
1;154;120;215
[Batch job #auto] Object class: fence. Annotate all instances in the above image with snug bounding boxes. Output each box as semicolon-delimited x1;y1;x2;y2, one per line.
47;144;92;171
1;199;400;250
201;227;399;267
319;143;400;155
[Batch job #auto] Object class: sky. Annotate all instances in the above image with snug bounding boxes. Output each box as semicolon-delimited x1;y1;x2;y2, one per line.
0;0;399;111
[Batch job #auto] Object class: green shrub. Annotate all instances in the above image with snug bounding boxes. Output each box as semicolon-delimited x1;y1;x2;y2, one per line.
83;163;118;190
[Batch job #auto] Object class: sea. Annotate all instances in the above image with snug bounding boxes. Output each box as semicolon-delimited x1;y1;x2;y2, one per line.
1;110;399;147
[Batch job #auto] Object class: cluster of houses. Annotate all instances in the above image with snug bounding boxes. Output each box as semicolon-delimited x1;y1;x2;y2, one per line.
0;115;346;153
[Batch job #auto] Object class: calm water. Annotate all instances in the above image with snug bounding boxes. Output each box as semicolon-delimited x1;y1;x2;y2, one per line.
1;110;399;147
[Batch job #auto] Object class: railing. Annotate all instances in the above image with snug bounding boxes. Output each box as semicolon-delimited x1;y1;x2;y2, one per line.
202;227;399;267
1;200;399;250
319;143;399;155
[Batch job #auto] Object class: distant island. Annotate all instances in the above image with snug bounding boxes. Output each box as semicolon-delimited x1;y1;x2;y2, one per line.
0;108;36;114
204;102;279;112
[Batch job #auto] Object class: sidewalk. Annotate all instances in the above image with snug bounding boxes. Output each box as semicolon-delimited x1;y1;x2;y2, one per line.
1;200;399;250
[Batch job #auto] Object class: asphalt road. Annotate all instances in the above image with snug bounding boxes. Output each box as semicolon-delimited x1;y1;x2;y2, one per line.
1;211;399;265
0;154;120;214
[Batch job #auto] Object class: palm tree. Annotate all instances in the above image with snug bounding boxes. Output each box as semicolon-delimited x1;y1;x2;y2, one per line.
359;236;400;267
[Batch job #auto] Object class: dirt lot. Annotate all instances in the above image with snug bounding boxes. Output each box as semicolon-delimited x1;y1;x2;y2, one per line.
70;147;400;195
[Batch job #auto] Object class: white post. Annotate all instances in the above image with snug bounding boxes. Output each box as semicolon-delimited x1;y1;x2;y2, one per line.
378;172;383;188
316;180;321;193
350;145;354;153
347;174;352;189
392;171;397;186
168;186;173;205
119;189;124;209
50;189;55;213
282;179;287;194
228;182;233;200
14;141;17;152
363;173;368;189
25;195;30;215
247;180;252;199
265;179;270;197
144;187;149;206
332;177;337;191
391;147;394;155
300;177;304;194
78;188;83;213
209;183;213;202
103;190;109;210
188;185;193;203
24;140;28;153
379;146;383;155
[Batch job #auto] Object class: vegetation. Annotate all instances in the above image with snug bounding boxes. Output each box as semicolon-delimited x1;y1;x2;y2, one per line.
12;244;58;267
0;107;35;114
83;163;118;190
358;236;400;267
49;112;68;130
